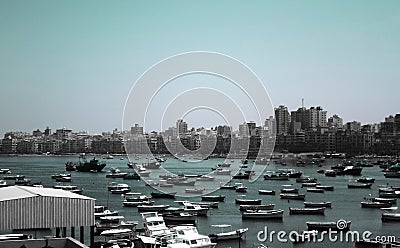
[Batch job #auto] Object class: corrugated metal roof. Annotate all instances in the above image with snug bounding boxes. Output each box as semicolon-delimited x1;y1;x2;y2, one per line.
0;186;94;201
0;186;95;229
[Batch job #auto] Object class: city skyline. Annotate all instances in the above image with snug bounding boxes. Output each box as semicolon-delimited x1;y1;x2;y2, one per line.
1;1;399;137
2;103;398;137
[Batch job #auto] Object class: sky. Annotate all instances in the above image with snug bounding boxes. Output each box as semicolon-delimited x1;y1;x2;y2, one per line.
0;1;399;135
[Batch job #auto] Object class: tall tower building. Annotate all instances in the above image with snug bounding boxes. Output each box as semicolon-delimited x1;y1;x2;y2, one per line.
176;119;188;136
275;105;290;135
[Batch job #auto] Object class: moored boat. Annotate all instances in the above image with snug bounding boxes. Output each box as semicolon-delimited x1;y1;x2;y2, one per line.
280;193;306;200
307;188;324;193
75;156;106;172
258;189;276;195
150;191;177;199
208;224;248;241
137;204;170;212
241;209;284;219
235;198;262;205
239;204;275;211
381;212;400;222
304;201;332;208
201;195;225;202
289;207;325;215
348;183;372;189
307;220;351;231
361;201;392;208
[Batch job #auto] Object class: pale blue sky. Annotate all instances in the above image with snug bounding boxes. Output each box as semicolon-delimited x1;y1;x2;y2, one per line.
0;1;399;135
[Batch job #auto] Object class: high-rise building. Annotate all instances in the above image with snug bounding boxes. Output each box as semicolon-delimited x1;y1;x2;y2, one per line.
327;114;343;129
275;105;290;135
176;119;188;136
345;121;361;132
131;124;144;135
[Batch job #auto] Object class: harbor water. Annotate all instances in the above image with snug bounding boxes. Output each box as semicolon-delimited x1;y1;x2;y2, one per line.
0;156;399;248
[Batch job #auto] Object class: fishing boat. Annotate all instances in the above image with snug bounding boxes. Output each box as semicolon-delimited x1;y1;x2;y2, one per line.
307;188;324;193
162;212;197;225
235;198;262;205
108;183;130;191
364;196;397;204
214;168;231;175
123;172;140;180
324;170;337;177
361;201;392;208
220;184;237;190
306;220;351;231
296;177;317;183
0;169;11;174
74;156;107;172
316;185;334;191
94;206;119;219
239;204;275;211
0;180;7;187
143;161;161;169
169;225;216;248
258;189;276;195
356;177;376;183
289;207;325;215
137;204;170;212
51;173;71;179
232;172;251;179
173;180;196;186
381;212;400;222
201;195;225;202
280;188;299;193
196;175;215;181
235;183;248;193
280;193;306;200
263;172;289;180
55;176;72;182
190;201;219;209
301;182;319;187
348;183;372;189
304;202;332;208
123;195;152;207
181;202;209;216
384;171;400;178
151;192;176;199
241;209;284;219
218;163;231;167
208;224;248;241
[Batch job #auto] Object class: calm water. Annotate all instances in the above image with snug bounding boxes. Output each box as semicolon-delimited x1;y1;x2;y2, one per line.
0;156;399;248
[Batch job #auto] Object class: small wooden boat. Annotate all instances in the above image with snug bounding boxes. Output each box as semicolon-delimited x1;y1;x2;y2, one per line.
264;173;289;181
190;201;219;209
162;212;197;225
196;175;214;181
258;189;276;195
307;220;351;231
232;172;251;179
289;207;325;215
220;184;237;190
106;172;128;178
356;177;375;183
150;192;176;199
361;201;392;208
348;183;372;189
324;170;337;177
316;185;334;191
209;225;248;241
111;187;131;194
235;183;248;193
137;204;170;212
123;172;140;180
214;168;231;175
173;180;196;186
365;197;396;204
201;195;225;202
302;182;319;188
280;193;306;200
307;188;324;193
55;176;72;182
239;204;275;211
304;201;332;208
242;209;284;219
381;212;400;222
281;188;299;193
159;183;174;188
51;173;71;179
296;177;317;183
235;198;262;205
